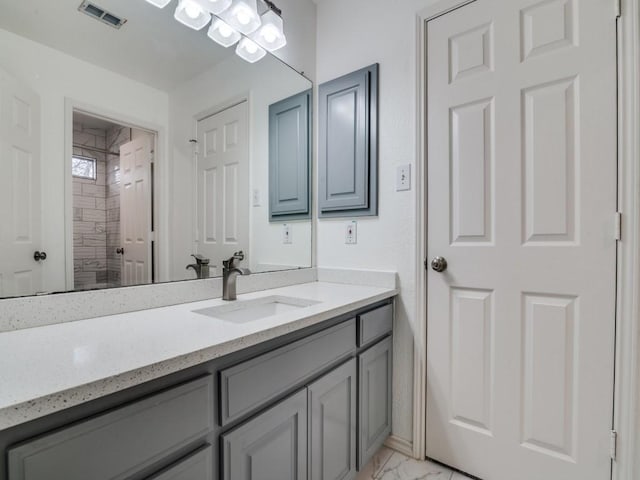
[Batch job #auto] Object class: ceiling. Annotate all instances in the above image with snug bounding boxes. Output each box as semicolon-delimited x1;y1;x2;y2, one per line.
0;0;237;91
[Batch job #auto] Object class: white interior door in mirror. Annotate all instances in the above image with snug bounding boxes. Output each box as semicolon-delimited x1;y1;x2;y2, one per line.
120;136;152;286
196;102;249;276
0;68;42;297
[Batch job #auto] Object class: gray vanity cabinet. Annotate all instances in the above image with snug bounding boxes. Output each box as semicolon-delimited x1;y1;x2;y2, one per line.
7;376;214;480
358;336;393;469
269;89;312;221
1;300;394;480
149;445;214;480
221;389;308;480
318;64;378;218
309;359;357;480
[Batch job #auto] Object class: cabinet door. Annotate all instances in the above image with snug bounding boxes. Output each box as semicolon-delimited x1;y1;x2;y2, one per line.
358;336;392;469
269;89;311;220
7;376;214;480
318;64;378;218
149;445;214;480
309;359;357;480
221;389;307;480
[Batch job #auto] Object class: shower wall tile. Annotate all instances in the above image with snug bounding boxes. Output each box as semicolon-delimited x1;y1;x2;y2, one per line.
73;124;110;291
73;196;96;209
82;208;105;223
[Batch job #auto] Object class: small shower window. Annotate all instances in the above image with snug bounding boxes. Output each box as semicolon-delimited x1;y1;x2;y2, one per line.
72;155;97;180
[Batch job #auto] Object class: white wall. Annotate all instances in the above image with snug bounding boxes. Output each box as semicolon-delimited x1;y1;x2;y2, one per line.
169;54;312;280
315;0;439;446
0;27;170;293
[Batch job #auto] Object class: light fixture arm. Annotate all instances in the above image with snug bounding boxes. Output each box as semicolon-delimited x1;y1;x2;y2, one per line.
260;0;282;17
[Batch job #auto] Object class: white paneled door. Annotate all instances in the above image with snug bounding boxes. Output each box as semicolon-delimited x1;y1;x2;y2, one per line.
196;102;249;276
425;1;617;480
0;68;42;297
120;136;152;286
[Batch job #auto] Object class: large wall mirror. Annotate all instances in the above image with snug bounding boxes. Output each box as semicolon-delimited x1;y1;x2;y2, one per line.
0;0;313;299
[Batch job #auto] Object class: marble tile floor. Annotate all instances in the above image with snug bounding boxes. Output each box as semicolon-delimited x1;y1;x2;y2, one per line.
357;447;474;480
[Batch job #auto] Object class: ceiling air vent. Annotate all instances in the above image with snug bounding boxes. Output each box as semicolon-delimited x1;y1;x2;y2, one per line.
78;1;127;29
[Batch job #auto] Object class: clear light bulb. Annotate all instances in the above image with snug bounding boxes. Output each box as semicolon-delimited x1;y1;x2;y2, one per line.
218;22;233;37
184;0;201;18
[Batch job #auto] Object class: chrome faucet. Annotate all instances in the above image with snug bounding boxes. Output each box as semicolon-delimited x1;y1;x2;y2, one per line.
186;254;211;279
222;251;251;301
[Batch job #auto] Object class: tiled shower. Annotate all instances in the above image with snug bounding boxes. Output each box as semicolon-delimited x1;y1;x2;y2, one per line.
72;117;129;291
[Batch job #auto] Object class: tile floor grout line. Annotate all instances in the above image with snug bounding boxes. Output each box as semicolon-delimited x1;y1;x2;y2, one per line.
373;449;396;478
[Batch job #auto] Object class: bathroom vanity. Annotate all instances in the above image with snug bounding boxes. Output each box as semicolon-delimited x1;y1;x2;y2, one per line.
0;282;395;480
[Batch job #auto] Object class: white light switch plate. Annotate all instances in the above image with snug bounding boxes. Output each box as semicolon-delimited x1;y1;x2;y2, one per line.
283;224;292;244
396;164;411;191
252;189;261;207
345;221;357;244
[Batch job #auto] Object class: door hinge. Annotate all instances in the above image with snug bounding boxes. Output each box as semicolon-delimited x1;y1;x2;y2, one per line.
615;0;621;18
615;212;622;241
610;430;618;460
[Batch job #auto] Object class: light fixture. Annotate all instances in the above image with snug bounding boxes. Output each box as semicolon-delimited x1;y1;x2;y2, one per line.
251;9;286;51
197;0;232;14
144;0;172;7
235;37;266;63
208;18;242;47
221;0;261;35
174;0;211;30
142;0;288;64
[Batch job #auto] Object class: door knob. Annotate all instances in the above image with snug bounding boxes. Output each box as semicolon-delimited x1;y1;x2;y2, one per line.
33;251;47;262
116;248;124;255
431;256;447;272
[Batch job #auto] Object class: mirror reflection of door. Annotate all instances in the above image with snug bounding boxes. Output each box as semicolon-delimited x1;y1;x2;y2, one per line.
196;101;249;277
120;136;153;287
0;68;42;297
72;111;155;291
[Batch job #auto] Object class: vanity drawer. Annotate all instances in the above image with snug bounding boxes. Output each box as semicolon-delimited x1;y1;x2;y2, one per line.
149;444;214;480
219;319;356;427
8;375;214;480
358;303;393;347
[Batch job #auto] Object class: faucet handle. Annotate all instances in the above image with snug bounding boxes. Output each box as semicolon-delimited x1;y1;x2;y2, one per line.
191;254;210;265
224;251;245;270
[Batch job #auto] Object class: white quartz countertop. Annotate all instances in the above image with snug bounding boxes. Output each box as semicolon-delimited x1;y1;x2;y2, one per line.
0;281;397;430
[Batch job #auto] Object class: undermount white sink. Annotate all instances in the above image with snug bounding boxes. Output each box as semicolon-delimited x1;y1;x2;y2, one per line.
193;295;321;323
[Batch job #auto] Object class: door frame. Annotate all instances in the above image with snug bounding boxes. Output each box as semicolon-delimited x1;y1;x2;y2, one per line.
413;1;640;479
63;99;166;290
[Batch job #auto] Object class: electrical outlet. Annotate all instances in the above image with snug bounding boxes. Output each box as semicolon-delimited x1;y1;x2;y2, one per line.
283;224;292;244
396;164;411;191
345;221;357;244
252;189;261;207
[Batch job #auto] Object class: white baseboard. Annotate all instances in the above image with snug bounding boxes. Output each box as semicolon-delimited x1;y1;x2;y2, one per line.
384;434;416;458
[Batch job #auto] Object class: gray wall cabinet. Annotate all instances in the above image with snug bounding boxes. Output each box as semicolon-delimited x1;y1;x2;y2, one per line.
269;89;312;221
358;336;393;469
1;300;393;480
309;359;357;480
318;64;378;218
221;390;308;480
